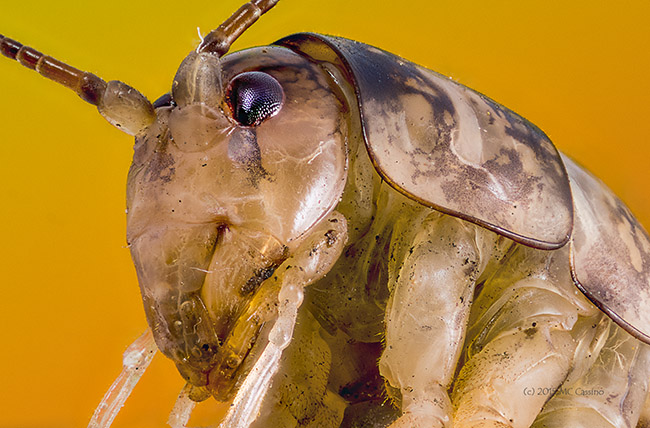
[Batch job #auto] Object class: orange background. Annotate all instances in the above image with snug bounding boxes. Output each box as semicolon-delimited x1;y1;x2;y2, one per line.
1;1;649;427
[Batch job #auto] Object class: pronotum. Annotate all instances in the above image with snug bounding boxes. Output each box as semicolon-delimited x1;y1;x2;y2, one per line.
1;1;649;427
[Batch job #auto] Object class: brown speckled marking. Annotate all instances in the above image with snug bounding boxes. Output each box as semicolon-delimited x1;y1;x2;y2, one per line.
146;149;176;183
277;34;573;250
227;127;271;187
564;155;650;343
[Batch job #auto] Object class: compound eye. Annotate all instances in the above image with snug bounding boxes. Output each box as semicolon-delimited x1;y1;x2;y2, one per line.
226;71;284;127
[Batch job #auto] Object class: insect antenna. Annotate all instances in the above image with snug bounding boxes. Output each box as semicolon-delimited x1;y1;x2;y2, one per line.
0;34;107;105
198;0;280;56
0;34;154;136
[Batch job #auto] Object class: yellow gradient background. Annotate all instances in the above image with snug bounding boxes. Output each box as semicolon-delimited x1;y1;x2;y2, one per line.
1;1;649;427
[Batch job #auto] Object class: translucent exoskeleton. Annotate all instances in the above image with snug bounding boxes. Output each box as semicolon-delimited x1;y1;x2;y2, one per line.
2;2;650;428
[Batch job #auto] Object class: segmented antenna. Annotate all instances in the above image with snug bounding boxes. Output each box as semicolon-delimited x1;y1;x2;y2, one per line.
0;34;107;105
0;34;155;136
198;0;280;56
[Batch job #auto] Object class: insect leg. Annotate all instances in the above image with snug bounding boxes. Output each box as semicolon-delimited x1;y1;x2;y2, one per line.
452;311;576;427
243;306;347;427
451;245;599;428
379;214;501;428
531;320;650;428
219;211;348;427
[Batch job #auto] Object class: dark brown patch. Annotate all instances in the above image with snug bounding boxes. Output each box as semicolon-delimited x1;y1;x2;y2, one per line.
524;327;537;338
240;265;276;296
324;229;337;247
153;92;175;109
228;127;271;187
146;149;175;183
279;34;573;249
566;155;650;344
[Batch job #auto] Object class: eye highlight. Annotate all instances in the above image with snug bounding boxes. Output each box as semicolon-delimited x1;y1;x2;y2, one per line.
226;71;284;127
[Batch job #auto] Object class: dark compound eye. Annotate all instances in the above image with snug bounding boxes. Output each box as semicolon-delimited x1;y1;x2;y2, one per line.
226;71;284;127
152;92;175;108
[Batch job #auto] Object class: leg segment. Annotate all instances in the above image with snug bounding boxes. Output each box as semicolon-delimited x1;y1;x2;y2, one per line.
451;245;601;428
379;214;501;427
248;307;347;428
452;322;575;428
218;211;348;427
532;320;650;428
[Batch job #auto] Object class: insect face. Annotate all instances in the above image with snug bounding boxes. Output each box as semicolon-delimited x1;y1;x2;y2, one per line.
125;44;348;397
1;1;649;427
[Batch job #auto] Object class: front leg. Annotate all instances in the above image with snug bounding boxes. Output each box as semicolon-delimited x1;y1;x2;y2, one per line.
218;210;348;428
380;214;500;427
